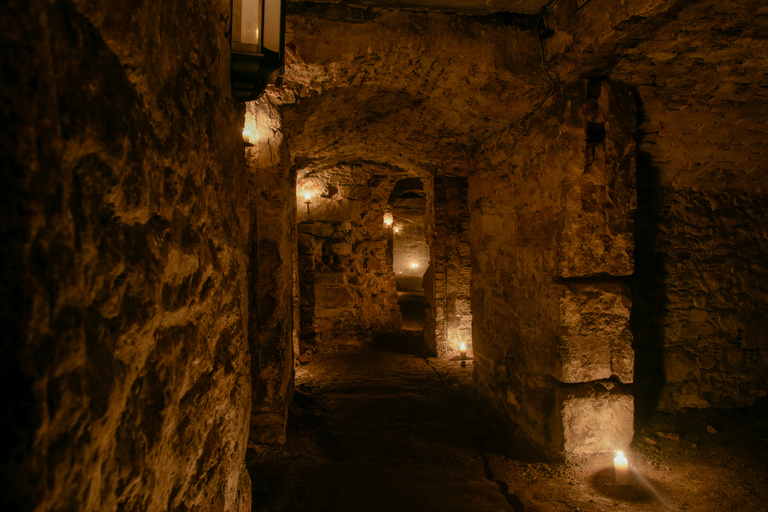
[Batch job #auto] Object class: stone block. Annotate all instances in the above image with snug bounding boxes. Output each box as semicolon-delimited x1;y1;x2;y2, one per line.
298;221;335;238
551;382;634;455
314;272;345;286
556;282;633;383
315;286;354;308
557;334;612;383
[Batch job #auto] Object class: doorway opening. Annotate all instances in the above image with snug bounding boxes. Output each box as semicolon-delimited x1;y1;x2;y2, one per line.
389;179;429;332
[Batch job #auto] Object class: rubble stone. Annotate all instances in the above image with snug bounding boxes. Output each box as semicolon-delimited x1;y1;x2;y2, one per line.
297;166;401;350
1;0;253;509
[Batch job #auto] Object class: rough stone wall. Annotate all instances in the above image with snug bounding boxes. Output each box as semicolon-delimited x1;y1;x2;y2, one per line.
297;167;400;351
542;0;768;419
631;85;768;414
471;79;636;456
428;177;472;359
245;100;295;444
0;1;252;510
637;189;768;411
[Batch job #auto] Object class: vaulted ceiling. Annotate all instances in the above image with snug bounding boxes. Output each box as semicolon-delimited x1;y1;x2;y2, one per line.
272;0;768;192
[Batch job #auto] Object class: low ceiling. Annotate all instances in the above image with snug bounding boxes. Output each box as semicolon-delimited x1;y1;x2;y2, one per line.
272;0;768;192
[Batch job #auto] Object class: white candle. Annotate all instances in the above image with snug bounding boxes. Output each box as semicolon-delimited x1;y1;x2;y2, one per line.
614;451;630;485
242;130;251;143
460;343;467;360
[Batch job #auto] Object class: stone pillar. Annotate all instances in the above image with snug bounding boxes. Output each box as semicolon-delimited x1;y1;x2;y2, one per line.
471;79;637;457
550;79;637;455
246;100;295;445
431;177;472;359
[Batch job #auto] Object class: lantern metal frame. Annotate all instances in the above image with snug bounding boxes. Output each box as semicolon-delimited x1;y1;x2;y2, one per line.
231;0;286;101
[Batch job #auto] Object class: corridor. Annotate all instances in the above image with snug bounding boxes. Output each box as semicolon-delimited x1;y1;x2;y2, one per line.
248;336;523;512
247;334;768;512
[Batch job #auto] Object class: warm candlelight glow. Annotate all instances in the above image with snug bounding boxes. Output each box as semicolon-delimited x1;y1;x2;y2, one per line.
394;226;400;233
383;212;394;226
242;130;252;143
304;192;311;202
614;451;630;486
411;263;418;269
460;343;467;360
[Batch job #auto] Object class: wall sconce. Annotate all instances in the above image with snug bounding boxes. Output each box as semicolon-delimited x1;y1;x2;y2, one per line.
336;221;353;245
304;192;312;215
231;0;286;101
383;212;394;228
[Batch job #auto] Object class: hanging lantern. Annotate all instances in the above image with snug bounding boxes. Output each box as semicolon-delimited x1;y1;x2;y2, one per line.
231;0;286;101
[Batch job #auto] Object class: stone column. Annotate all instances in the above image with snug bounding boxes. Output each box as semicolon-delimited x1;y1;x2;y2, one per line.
471;79;637;456
431;177;472;359
246;100;295;445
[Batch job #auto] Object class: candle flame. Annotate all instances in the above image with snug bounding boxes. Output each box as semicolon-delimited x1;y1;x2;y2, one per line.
616;451;624;458
460;343;466;350
304;192;311;201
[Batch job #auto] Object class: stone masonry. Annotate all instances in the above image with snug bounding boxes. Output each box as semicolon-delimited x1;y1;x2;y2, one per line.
471;79;637;456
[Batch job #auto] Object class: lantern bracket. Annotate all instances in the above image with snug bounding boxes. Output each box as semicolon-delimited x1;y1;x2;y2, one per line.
232;53;282;101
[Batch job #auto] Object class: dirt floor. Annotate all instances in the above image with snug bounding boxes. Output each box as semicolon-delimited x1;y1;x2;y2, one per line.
247;332;768;512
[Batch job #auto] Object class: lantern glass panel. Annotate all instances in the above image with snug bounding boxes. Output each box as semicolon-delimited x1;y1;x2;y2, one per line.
263;0;282;54
240;0;262;46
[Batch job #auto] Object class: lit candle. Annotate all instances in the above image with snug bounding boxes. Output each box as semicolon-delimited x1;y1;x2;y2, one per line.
304;192;311;202
460;343;467;360
242;130;251;144
614;451;630;485
383;212;394;227
411;263;418;269
394;226;400;233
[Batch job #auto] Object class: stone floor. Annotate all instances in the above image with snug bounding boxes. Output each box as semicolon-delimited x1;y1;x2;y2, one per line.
247;333;768;512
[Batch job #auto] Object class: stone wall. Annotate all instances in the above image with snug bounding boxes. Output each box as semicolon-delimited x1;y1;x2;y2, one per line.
0;1;252;510
297;167;400;351
245;100;295;444
470;79;637;456
632;86;768;414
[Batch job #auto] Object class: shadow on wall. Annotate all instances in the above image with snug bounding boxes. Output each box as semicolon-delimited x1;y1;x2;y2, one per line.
629;94;668;430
